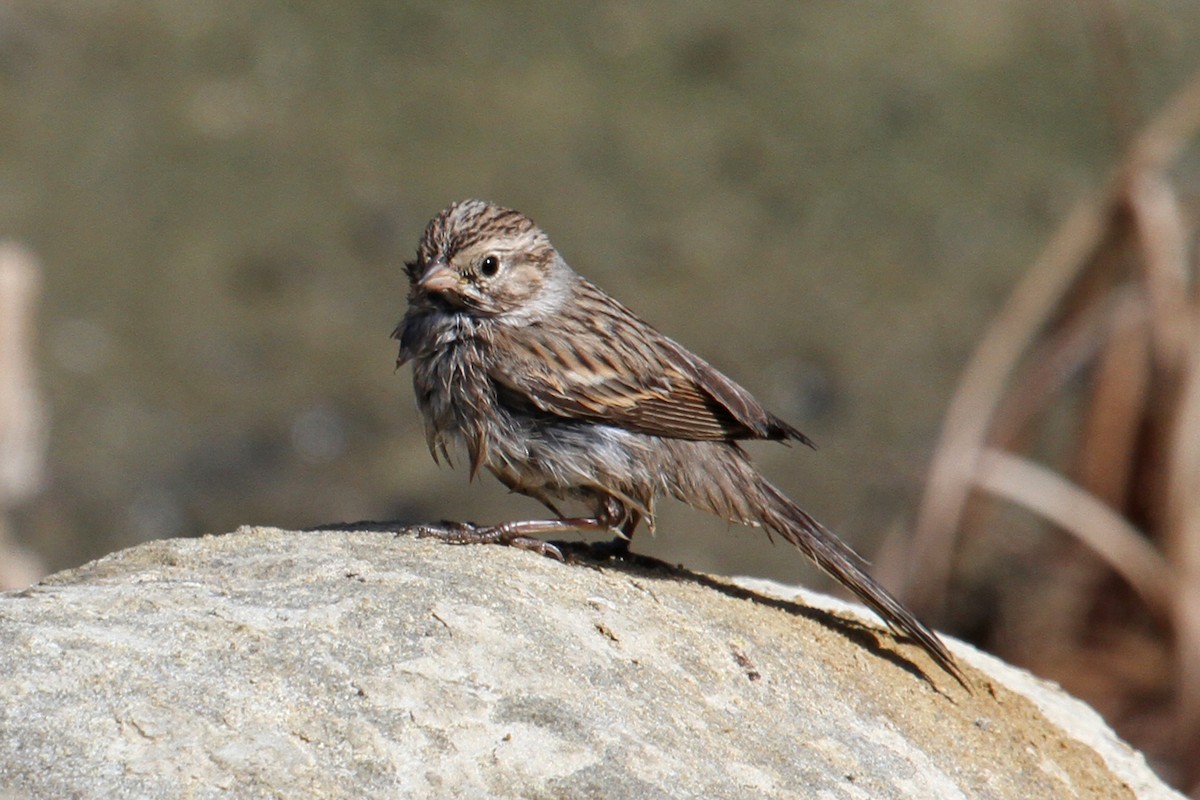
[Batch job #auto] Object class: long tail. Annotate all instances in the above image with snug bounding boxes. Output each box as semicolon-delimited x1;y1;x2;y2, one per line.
663;440;964;684
755;481;965;685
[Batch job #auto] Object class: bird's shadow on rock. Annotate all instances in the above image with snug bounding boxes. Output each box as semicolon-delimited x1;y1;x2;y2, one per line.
313;521;948;692
554;538;947;692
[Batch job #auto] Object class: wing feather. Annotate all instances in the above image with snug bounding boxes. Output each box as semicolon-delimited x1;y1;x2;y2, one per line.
490;280;812;445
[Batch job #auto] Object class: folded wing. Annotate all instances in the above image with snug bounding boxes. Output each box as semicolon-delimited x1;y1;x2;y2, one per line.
490;280;813;446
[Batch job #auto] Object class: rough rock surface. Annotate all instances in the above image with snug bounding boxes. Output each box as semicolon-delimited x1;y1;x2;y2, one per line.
0;526;1179;799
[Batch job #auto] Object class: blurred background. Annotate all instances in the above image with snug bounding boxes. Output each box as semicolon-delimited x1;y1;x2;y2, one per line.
3;0;1200;792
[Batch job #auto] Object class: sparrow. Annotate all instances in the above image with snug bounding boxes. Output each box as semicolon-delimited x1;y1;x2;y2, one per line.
393;199;962;684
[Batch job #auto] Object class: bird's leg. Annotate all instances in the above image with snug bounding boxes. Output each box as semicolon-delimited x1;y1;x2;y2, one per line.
412;517;614;562
413;494;642;562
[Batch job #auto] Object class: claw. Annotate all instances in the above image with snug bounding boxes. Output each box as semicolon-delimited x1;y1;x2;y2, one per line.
508;536;565;562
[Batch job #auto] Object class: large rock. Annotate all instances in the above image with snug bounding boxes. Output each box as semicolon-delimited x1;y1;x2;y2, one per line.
0;526;1178;799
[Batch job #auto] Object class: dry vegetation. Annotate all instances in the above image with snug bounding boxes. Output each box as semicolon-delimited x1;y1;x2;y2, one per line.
897;66;1200;794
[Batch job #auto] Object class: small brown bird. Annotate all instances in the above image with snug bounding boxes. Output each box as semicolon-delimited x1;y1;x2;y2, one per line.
394;199;962;684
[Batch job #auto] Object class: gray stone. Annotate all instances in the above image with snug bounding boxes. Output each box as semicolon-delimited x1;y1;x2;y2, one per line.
0;526;1179;799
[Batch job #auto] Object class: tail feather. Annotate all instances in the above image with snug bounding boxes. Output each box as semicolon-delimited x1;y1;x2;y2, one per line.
757;483;965;686
661;439;965;685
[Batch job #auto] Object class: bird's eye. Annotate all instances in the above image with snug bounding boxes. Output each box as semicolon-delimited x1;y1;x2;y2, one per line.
480;255;501;278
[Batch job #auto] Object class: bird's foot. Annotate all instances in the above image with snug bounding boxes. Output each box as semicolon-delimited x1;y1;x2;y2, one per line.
411;520;565;562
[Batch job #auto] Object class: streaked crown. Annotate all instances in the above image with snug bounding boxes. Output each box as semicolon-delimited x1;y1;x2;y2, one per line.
408;199;552;280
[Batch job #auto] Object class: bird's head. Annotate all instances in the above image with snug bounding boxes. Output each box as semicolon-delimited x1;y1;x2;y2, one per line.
405;199;570;322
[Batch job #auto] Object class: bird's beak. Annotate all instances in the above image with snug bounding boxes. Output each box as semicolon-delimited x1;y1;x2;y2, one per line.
417;263;460;295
